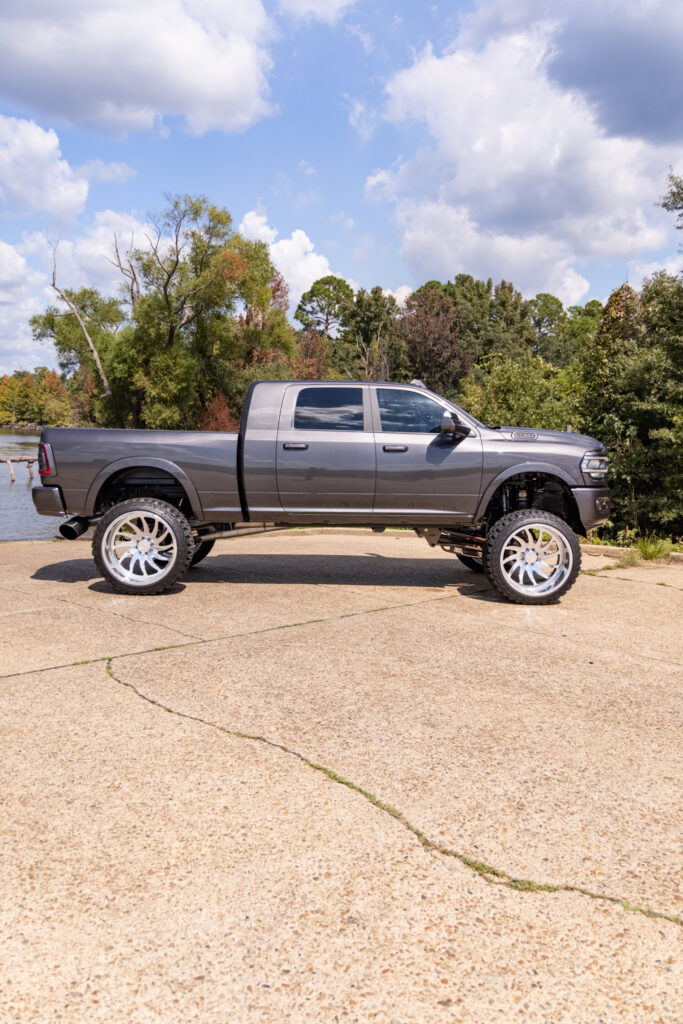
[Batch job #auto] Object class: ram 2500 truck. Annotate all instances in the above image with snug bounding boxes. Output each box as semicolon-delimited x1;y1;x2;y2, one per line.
33;379;610;604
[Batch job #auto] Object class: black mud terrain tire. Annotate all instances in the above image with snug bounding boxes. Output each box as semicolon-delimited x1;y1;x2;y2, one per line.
456;553;485;573
190;538;215;566
483;509;581;604
92;498;194;595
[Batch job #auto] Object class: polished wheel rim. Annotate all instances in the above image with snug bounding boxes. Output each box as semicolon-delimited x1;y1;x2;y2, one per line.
102;511;177;587
499;523;572;596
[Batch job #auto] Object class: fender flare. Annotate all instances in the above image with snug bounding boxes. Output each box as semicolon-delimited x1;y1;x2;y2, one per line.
85;456;203;518
473;462;578;524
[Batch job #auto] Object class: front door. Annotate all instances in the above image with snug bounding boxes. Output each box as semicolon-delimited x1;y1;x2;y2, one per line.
371;386;482;523
276;384;375;515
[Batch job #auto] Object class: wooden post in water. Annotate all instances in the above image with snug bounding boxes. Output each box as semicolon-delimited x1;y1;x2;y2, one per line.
0;456;37;483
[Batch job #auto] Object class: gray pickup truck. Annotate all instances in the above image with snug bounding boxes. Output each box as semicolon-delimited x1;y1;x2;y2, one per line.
33;379;610;604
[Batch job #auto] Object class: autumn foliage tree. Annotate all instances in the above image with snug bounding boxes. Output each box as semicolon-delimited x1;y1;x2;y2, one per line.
396;286;470;396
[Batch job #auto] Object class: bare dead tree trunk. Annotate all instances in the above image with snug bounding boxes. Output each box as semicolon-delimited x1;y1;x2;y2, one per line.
52;245;111;396
109;233;141;308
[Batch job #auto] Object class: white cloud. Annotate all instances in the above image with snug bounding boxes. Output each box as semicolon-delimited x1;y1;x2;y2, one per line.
0;116;88;220
456;1;683;144
0;241;50;374
0;0;273;136
347;24;373;53
77;159;136;184
271;230;333;309
239;209;335;309
330;211;355;230
279;0;355;23
630;252;683;289
238;210;278;245
383;285;412;307
372;22;682;299
2;209;158;373
345;96;376;141
394;200;590;306
353;234;375;262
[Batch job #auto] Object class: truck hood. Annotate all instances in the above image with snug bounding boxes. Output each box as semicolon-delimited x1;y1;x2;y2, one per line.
494;426;606;453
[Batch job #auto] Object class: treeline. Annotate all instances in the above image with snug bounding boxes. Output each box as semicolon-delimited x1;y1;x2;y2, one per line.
0;367;72;427
20;186;683;538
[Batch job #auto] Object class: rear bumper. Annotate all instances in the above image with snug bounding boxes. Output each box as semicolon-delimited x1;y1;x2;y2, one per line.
571;486;611;532
32;485;65;517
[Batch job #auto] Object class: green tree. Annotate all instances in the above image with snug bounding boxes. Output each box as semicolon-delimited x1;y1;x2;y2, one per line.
435;275;535;362
31;289;126;424
335;286;404;380
0;368;71;426
0;372;32;424
561;299;603;366
659;169;683;232
529;292;569;365
396;286;469;396
31;195;293;429
459;354;583;431
441;274;493;362
580;279;683;535
294;275;354;336
483;280;535;358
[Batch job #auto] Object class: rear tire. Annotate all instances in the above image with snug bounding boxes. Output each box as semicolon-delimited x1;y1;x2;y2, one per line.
92;498;194;595
484;510;580;604
456;553;484;573
190;538;215;567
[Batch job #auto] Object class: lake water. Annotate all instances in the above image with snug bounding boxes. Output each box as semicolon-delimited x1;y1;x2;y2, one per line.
0;431;61;542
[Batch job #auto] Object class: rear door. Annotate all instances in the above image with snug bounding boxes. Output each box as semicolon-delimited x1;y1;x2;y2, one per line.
371;385;483;522
276;384;375;514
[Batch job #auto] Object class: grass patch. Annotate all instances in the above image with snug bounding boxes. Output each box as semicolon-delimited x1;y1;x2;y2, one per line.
635;534;674;561
615;549;642;568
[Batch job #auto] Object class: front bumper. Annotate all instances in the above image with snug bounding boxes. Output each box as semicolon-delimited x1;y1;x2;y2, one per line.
571;486;611;532
32;485;65;517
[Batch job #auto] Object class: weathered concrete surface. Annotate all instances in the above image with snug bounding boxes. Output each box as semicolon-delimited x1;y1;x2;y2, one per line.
1;531;681;1023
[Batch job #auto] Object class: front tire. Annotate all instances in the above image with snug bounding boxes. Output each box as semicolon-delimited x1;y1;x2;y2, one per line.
92;498;194;595
484;510;580;604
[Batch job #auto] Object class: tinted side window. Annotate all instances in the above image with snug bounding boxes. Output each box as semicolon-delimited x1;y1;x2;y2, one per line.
377;389;445;433
294;387;364;431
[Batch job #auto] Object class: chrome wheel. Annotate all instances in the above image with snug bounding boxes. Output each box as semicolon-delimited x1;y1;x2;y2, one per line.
499;522;572;597
102;510;178;588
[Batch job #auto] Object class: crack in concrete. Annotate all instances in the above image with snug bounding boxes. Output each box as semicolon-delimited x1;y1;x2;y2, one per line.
2;580;681;682
103;658;682;930
580;569;683;591
0;581;204;641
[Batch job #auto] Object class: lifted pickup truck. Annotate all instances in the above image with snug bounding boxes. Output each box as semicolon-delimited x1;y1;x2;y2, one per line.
33;379;610;604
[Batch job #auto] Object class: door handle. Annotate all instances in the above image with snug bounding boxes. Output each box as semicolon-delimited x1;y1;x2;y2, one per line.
383;444;408;452
283;442;309;450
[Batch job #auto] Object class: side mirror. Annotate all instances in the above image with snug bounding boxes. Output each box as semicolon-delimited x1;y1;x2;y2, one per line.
440;410;470;440
440;411;457;434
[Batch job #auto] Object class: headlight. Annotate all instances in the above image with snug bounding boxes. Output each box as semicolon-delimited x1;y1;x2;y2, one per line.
581;452;608;480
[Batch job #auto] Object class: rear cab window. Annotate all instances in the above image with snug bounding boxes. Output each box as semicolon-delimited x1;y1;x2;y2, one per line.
294;387;365;431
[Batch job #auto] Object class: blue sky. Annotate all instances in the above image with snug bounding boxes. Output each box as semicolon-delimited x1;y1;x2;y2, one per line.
0;0;681;374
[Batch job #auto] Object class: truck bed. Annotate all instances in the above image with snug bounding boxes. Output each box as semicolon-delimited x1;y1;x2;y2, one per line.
40;427;241;521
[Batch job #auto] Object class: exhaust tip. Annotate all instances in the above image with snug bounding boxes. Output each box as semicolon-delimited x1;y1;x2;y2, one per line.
59;516;89;540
